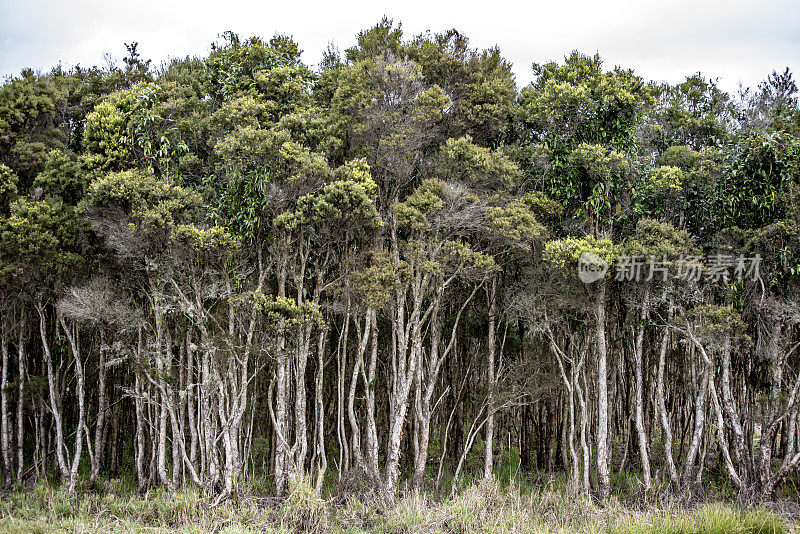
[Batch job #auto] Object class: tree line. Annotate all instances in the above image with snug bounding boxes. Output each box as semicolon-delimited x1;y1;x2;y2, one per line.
1;20;799;502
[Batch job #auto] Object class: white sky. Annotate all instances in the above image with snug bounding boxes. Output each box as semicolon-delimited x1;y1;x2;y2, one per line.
1;0;799;93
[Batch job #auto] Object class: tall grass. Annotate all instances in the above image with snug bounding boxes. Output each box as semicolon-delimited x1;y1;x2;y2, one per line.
0;477;793;533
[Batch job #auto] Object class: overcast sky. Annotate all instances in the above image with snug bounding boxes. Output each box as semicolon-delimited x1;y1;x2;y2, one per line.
1;0;798;93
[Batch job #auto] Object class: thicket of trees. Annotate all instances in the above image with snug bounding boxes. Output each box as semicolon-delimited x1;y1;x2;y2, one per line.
1;20;799;503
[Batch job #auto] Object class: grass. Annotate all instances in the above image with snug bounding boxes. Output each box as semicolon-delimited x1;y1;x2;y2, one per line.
0;476;795;533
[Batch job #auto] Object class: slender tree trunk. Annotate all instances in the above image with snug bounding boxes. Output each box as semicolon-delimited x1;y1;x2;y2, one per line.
633;290;651;490
186;329;199;473
719;329;748;490
759;320;783;496
336;304;351;477
656;324;678;486
154;311;172;490
134;327;147;492
0;321;10;487
314;328;327;492
595;282;611;499
577;366;591;494
484;277;497;481
15;312;25;482
682;344;708;488
58;315;85;496
274;248;290;498
347;312;369;479
364;310;380;480
37;303;69;483
89;335;108;484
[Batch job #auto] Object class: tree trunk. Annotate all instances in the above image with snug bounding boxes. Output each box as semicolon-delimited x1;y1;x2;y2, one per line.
633;290;651;490
37;303;69;484
682;343;708;488
15;312;25;482
484;277;497;481
89;335;108;484
656;324;678;486
58;315;85;496
595;282;611;499
314;328;327;492
0;321;10;488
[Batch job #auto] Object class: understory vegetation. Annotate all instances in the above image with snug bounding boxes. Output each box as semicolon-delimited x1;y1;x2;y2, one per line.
1;15;800;532
0;475;795;533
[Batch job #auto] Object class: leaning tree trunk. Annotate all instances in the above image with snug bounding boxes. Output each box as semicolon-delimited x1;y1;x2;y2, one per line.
37;303;69;484
58;315;85;496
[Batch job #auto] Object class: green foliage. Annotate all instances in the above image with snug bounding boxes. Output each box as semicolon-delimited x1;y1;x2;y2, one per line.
0;72;70;184
83;169;202;233
204;32;309;104
745;220;800;290
440;136;522;190
717;128;800;230
519;51;654;151
646;165;685;194
213;126;329;182
484;194;547;247
543;235;620;273
658;145;700;170
623;218;695;258
1;196;84;283
395;179;445;231
347;252;410;308
676;304;750;348
209;94;266;137
652;73;733;151
248;290;324;327
119;82;190;175
0;163;18;213
32;149;87;204
171;224;239;256
560;142;630;225
82;99;129;170
437;239;497;279
278;162;382;234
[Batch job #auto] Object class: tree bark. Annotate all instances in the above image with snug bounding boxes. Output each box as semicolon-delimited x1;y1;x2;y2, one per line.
633;290;651;490
484;277;497;481
656;324;678;486
15;311;25;482
595;282;611;499
0;320;11;488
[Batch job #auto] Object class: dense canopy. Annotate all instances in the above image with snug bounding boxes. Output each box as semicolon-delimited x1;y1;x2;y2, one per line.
1;20;799;505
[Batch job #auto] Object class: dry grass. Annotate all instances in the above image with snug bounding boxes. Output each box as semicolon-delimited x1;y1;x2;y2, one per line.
0;478;795;533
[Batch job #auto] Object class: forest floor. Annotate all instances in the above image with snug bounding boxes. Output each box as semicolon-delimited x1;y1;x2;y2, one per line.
0;474;798;534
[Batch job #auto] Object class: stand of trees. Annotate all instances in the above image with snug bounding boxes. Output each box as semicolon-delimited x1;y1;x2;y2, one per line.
1;20;799;502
